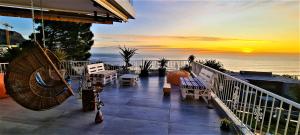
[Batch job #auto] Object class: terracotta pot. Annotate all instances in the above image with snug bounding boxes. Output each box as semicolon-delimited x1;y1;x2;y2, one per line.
167;70;190;86
158;68;166;77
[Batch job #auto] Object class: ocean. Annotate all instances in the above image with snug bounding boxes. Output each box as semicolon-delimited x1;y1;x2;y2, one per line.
90;53;300;76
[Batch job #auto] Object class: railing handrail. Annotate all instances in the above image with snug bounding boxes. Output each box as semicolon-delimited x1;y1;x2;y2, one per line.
61;60;90;63
100;59;189;62
192;62;300;108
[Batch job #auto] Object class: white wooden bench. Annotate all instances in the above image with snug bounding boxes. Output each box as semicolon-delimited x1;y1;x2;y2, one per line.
180;68;214;103
86;63;117;85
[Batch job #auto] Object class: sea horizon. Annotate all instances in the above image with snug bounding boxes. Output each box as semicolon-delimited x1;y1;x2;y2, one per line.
90;52;300;76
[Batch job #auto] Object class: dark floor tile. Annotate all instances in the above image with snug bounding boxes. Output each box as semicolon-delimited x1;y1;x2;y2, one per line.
126;97;170;110
116;105;170;122
169;123;232;135
0;76;234;135
170;108;220;127
96;117;168;135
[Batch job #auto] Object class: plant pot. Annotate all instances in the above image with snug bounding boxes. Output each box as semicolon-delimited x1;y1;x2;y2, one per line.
158;68;166;77
220;124;230;131
139;70;149;77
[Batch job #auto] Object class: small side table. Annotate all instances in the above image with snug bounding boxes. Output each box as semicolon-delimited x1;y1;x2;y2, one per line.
120;74;139;86
82;89;95;112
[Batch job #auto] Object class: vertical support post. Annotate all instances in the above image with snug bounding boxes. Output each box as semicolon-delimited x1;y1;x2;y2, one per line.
267;97;275;133
230;80;236;112
5;30;10;47
245;87;253;125
241;85;249;123
260;95;269;134
40;0;45;48
237;82;243;118
295;112;300;135
30;0;36;41
284;105;292;135
275;101;283;134
254;92;263;133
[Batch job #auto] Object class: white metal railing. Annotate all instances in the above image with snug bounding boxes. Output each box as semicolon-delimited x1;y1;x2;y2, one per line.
0;60;188;76
60;61;91;77
60;60;188;77
101;59;189;71
191;62;300;135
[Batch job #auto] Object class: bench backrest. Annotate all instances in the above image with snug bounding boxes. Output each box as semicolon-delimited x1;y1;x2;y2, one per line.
86;63;105;74
198;68;214;89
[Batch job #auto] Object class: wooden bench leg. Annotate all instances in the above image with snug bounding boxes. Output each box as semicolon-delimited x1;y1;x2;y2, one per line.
181;88;187;99
208;90;212;101
206;90;214;109
194;90;200;100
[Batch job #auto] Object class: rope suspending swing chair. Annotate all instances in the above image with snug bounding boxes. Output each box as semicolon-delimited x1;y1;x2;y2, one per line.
4;0;74;111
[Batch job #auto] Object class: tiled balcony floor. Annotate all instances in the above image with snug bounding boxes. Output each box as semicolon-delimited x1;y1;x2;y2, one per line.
0;76;234;135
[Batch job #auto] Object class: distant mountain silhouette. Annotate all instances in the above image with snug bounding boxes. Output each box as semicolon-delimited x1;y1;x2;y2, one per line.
0;29;25;45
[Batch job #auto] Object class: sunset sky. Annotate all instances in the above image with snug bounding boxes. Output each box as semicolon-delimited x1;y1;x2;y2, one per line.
0;0;299;55
91;0;299;55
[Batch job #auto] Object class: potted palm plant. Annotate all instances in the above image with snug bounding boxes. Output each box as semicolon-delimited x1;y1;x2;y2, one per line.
139;60;152;77
119;46;138;73
186;55;195;72
188;55;195;65
50;49;68;79
158;58;168;77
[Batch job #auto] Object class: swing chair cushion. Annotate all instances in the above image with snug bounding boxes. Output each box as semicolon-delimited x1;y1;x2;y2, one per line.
35;72;47;86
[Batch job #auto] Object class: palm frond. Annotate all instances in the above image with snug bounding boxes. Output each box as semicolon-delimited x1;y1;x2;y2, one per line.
119;46;138;69
158;57;168;68
140;60;152;71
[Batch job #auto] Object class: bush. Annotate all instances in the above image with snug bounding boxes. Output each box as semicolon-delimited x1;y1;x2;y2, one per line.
188;55;195;64
220;118;232;131
282;74;298;80
201;59;225;72
0;47;22;62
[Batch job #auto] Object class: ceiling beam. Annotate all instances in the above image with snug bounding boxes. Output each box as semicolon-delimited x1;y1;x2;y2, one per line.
0;6;121;24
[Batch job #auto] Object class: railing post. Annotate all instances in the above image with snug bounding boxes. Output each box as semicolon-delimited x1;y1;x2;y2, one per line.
295;112;300;135
241;85;249;123
275;101;283;134
267;97;275;133
260;94;269;134
284;105;292;135
250;89;258;130
254;92;263;132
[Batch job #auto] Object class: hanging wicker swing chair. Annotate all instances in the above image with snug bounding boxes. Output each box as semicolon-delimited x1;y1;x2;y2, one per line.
5;42;74;111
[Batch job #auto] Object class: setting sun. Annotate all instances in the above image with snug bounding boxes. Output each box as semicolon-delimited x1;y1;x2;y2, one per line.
242;48;253;53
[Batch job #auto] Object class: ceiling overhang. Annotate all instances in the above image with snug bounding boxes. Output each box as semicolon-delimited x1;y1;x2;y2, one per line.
0;0;135;24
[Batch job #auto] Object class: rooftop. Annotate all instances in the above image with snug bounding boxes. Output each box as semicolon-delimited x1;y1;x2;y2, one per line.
0;76;233;135
228;72;300;84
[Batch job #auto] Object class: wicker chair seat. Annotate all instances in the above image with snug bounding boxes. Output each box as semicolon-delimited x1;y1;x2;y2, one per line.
5;46;72;111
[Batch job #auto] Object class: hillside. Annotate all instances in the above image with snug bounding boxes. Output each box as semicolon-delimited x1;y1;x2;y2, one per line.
0;29;25;45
